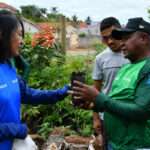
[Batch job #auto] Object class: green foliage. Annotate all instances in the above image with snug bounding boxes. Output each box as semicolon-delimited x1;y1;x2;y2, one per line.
72;15;78;23
20;5;46;22
72;15;79;27
21;34;94;138
20;5;65;22
92;41;106;54
85;16;92;25
148;9;150;19
79;33;86;38
47;13;63;22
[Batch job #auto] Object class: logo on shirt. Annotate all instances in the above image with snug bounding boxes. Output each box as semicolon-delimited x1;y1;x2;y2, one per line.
0;78;18;89
0;83;7;89
146;78;150;85
146;75;150;85
12;79;18;84
123;77;131;82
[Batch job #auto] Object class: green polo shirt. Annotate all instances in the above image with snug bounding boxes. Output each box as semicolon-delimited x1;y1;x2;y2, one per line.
94;58;150;150
109;59;146;100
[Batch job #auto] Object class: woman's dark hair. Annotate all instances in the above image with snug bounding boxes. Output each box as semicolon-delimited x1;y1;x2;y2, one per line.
100;17;121;32
0;10;25;38
0;10;20;62
19;19;25;38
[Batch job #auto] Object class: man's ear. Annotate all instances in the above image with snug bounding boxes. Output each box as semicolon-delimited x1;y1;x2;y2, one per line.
140;32;149;43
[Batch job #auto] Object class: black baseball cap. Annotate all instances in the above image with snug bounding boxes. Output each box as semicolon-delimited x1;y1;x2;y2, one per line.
112;17;150;39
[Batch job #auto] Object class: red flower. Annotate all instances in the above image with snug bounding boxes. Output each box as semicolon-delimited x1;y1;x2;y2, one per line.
32;25;55;48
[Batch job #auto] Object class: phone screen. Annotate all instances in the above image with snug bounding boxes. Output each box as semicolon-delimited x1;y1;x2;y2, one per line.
70;72;85;106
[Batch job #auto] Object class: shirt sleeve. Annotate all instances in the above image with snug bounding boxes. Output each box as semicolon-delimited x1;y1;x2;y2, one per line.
94;73;150;121
92;55;103;80
18;76;69;105
0;123;27;141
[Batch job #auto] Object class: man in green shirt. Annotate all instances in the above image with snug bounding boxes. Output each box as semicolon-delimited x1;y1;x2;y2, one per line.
72;17;150;150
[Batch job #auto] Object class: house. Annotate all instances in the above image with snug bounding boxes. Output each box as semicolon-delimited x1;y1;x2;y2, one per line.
78;22;100;36
76;22;101;48
66;25;79;49
22;18;40;33
0;2;17;13
0;2;39;34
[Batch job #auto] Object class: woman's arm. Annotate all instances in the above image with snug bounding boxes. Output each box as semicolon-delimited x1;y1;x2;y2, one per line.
18;76;69;105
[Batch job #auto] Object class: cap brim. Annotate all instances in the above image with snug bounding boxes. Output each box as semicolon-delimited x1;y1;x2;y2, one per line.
112;28;135;40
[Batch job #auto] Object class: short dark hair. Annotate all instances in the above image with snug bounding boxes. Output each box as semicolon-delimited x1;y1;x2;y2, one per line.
0;11;19;62
100;17;121;32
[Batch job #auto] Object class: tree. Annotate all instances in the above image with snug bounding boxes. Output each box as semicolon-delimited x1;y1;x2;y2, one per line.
20;5;45;22
40;8;47;15
72;15;78;22
85;16;92;25
51;7;58;14
47;7;62;22
72;15;78;27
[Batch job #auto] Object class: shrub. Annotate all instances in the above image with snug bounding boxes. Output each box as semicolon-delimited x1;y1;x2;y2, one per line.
79;32;86;38
92;41;106;54
21;34;95;138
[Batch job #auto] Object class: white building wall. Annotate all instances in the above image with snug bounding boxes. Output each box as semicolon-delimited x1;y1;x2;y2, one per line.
23;20;39;34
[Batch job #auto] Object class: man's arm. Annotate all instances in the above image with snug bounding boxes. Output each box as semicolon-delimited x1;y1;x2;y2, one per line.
18;76;69;105
92;55;104;136
93;80;103;91
93;80;103;135
94;74;150;121
93;79;104;147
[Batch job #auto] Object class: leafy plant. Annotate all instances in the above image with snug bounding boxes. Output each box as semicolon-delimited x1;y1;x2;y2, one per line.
79;33;86;38
92;41;106;54
21;33;95;138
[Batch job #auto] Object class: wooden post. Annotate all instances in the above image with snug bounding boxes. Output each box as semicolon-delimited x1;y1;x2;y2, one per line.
60;15;66;54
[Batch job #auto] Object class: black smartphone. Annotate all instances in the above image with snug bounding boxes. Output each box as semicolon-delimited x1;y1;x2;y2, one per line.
71;72;85;87
70;71;85;106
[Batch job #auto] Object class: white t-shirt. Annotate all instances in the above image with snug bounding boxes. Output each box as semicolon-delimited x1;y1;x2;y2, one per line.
92;48;129;95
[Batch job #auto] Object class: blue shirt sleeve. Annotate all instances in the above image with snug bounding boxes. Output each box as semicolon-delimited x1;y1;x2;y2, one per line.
18;76;69;104
0;123;27;141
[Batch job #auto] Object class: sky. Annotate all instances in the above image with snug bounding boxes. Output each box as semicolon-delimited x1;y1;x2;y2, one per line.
2;0;150;24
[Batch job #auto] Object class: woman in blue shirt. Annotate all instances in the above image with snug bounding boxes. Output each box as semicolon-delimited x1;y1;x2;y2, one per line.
0;12;69;150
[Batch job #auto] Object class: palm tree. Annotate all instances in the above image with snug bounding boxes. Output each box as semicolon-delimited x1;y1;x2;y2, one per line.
72;15;78;27
85;16;92;25
51;7;58;14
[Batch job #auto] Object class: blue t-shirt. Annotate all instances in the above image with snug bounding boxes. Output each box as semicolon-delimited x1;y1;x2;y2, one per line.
0;63;20;149
0;62;69;150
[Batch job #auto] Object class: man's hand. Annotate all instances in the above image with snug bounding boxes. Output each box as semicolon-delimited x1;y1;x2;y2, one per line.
70;80;99;109
72;80;99;101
